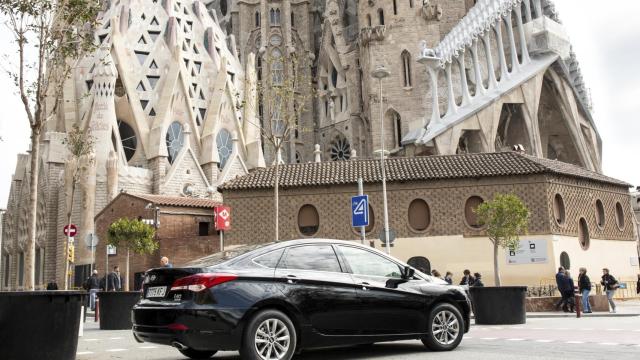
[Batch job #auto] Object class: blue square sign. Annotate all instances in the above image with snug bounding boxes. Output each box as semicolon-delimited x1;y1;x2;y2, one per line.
351;195;369;227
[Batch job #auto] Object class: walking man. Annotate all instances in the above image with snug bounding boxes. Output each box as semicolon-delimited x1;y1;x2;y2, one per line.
459;269;475;286
578;267;592;313
160;256;173;268
85;270;101;311
600;268;619;313
554;267;568;311
107;266;123;292
563;270;575;313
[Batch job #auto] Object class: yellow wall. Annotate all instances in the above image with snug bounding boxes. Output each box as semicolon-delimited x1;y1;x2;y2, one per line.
373;235;639;286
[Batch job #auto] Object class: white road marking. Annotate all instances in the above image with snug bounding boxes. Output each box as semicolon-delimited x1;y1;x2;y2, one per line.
106;349;128;352
109;337;124;340
566;341;584;344
76;352;94;355
507;338;525;341
82;339;100;342
533;327;546;330
605;329;622;331
598;343;618;346
512;327;524;330
535;340;554;343
139;346;159;349
480;337;498;341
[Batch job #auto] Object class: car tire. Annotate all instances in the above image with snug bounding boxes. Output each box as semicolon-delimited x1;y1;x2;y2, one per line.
240;309;297;360
421;302;464;351
178;348;217;359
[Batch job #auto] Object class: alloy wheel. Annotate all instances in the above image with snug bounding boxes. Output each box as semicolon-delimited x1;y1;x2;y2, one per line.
431;309;460;345
254;318;291;360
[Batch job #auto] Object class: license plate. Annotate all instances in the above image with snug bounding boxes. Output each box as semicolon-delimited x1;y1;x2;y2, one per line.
146;286;167;298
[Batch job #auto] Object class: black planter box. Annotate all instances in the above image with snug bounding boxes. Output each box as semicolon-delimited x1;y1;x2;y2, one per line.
470;286;527;325
97;291;141;330
0;291;85;360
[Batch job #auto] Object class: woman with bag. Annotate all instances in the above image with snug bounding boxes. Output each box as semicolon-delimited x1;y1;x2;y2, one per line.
600;268;619;313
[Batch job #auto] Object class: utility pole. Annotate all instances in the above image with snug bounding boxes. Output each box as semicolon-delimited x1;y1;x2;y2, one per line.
372;65;391;255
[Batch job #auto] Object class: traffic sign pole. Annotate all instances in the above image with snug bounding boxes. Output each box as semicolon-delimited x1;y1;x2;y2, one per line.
357;179;366;244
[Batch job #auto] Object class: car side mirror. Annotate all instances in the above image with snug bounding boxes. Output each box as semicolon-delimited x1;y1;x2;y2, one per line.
402;266;415;280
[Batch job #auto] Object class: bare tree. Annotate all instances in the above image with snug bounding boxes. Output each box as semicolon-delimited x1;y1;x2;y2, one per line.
253;50;315;242
0;0;100;289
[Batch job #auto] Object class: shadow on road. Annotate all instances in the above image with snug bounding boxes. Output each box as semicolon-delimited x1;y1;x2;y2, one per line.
211;343;430;360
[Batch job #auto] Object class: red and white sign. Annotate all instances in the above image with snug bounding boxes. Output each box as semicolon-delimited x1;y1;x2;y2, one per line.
214;206;231;231
63;224;78;237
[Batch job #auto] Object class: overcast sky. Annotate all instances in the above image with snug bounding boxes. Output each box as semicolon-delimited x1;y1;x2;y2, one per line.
1;0;639;207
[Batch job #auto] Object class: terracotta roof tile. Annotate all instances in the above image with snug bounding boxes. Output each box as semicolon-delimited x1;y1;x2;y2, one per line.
219;152;629;190
129;193;220;208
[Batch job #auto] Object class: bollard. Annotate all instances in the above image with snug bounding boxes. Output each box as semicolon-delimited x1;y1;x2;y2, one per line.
79;306;85;337
95;298;100;322
575;293;581;318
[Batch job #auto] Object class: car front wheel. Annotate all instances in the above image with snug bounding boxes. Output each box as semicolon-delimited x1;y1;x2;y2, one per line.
178;348;217;359
241;309;297;360
421;302;464;351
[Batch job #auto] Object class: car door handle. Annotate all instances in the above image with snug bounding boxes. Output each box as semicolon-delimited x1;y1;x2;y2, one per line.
359;282;370;291
285;275;297;284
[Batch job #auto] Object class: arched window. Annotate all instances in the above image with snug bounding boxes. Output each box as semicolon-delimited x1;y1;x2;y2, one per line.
270;8;281;25
410;0;414;8
220;0;228;16
117;120;137;161
393;0;398;15
165;121;184;164
401;50;412;87
378;9;385;25
330;137;351;161
408;199;431;231
553;193;566;226
290;12;295;27
465;196;484;228
255;11;260;27
256;55;262;81
216;128;233;169
367;14;372;27
271;49;283;85
298;205;319;236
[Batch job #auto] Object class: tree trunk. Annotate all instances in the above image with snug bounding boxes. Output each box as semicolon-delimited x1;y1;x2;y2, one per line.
63;181;77;290
274;153;280;243
24;128;41;290
125;248;130;291
493;240;501;287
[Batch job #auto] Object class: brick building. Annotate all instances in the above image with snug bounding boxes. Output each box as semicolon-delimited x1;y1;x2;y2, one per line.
94;193;220;290
220;152;639;286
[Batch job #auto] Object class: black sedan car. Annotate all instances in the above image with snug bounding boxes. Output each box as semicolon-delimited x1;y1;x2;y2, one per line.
132;239;471;359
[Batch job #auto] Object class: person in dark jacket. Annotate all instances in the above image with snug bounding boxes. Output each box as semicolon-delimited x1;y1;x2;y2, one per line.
46;281;58;290
459;269;475;286
562;270;575;313
106;266;123;291
444;272;453;285
578;267;592;313
600;268;618;313
84;270;101;311
637;274;639;295
554;267;568;311
471;273;484;287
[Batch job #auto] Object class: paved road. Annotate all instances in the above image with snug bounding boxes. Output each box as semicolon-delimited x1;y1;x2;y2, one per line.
77;316;640;360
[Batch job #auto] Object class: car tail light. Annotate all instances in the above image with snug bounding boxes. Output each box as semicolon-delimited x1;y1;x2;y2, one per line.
170;273;238;292
167;323;189;331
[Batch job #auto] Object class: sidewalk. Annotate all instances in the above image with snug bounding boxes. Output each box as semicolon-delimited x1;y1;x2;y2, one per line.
526;299;640;318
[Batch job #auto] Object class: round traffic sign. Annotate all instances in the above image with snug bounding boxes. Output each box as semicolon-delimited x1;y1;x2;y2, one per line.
84;233;99;248
379;228;396;245
63;224;78;237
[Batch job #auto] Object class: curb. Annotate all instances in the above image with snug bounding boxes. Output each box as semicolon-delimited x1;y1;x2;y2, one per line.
526;313;640;319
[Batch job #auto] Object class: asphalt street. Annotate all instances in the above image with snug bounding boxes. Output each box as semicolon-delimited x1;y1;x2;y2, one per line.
76;316;640;360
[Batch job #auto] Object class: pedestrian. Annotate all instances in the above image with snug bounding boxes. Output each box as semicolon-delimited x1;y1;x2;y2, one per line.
444;271;453;285
554;267;568;311
107;265;123;291
578;267;592;313
600;268;619;313
459;269;475;286
46;280;58;290
563;270;575;313
471;273;484;287
637;274;640;295
160;256;173;268
85;270;101;311
431;269;442;279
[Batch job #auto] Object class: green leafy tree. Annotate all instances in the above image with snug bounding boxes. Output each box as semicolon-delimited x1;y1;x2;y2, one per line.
0;0;100;289
476;193;530;286
107;218;158;291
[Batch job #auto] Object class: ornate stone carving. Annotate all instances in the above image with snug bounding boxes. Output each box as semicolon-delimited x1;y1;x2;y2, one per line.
422;0;443;21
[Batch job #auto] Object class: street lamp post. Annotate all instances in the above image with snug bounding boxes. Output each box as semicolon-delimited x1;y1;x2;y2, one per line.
371;65;391;255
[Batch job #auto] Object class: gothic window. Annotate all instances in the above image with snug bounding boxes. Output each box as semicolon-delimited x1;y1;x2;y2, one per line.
402;50;412;87
378;9;385;25
367;14;372;27
394;113;402;148
330;137;351;161
393;0;398;15
271;49;283;85
255;11;260;27
220;0;228;16
295;151;301;163
165;121;184;164
291;12;295;27
118;120;137;161
216;128;233;169
410;0;414;8
270;8;281;25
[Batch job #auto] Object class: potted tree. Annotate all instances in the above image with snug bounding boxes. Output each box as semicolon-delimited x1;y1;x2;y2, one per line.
472;193;530;325
0;1;100;358
98;218;157;330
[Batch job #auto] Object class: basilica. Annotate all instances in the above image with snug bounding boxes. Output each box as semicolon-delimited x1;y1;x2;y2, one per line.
1;0;616;289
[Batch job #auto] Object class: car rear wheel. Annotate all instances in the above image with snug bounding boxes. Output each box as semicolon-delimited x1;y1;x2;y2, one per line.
240;309;297;360
178;348;217;359
421;303;464;351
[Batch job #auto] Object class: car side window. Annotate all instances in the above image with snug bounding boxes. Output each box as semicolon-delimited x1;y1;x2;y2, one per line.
280;245;342;273
252;249;284;268
339;246;402;279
